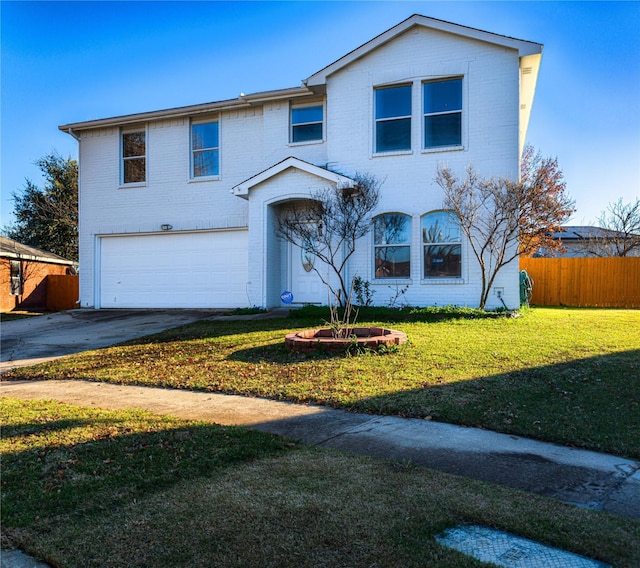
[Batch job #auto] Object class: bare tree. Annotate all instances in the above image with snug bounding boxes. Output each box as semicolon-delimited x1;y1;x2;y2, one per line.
587;198;640;257
275;173;381;306
436;145;574;309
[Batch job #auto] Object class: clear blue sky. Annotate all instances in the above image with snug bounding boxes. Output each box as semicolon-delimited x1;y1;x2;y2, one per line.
2;1;639;229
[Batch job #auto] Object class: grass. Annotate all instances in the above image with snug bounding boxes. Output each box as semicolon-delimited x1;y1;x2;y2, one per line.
0;310;49;321
2;398;639;568
5;307;639;458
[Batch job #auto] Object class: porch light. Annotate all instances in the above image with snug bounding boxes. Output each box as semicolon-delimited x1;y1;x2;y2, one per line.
161;224;173;231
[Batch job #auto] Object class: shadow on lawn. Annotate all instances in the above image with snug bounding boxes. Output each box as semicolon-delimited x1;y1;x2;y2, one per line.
1;413;300;527
116;306;504;348
348;348;640;458
226;345;640;457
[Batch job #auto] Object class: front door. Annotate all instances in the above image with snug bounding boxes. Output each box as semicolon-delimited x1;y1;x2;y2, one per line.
289;239;325;304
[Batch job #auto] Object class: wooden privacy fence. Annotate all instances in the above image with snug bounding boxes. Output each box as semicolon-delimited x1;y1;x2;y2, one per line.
519;257;640;308
46;274;79;311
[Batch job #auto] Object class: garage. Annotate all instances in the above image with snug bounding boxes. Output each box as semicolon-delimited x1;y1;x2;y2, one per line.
98;230;249;308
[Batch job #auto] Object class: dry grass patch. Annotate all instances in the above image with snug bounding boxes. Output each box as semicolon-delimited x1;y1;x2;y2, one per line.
2;399;639;568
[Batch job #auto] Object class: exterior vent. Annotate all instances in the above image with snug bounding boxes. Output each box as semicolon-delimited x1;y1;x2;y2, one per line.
522;67;533;75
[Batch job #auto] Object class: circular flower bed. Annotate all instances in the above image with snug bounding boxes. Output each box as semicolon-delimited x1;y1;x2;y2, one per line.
285;327;407;353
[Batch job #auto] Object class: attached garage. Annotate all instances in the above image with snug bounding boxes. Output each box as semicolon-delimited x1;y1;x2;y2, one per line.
98;230;249;308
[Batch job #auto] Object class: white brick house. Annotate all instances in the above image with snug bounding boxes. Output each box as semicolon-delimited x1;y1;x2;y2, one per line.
60;15;542;310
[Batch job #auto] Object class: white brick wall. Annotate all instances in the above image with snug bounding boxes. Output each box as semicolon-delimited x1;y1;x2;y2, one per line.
77;24;524;310
321;27;521;309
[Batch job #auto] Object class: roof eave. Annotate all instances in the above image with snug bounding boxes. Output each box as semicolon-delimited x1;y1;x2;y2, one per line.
59;85;317;133
0;250;75;265
305;14;543;87
231;157;353;198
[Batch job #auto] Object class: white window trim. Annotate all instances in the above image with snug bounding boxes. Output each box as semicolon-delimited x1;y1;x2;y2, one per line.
420;210;464;282
373;84;413;155
119;126;148;188
289;101;325;146
10;260;22;295
190;118;220;181
422;76;465;153
372;212;413;281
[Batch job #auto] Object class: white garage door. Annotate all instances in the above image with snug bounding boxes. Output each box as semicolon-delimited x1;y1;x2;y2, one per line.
99;231;249;308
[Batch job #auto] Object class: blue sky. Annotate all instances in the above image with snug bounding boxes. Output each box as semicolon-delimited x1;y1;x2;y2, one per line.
2;1;639;229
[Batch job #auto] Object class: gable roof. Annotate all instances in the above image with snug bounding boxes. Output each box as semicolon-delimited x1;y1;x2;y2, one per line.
59;14;542;135
231;157;353;199
306;14;542;87
0;236;75;265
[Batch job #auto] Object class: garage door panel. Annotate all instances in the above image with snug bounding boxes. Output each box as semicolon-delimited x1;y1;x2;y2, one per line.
100;231;248;308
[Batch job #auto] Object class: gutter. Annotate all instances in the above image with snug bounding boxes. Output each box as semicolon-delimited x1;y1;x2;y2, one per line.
59;85;318;134
1;250;76;266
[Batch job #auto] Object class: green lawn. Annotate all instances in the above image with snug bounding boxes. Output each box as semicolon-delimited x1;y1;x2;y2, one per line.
2;398;638;568
5;307;639;458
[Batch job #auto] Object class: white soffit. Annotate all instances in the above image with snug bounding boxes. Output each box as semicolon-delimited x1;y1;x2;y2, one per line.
231;157;353;198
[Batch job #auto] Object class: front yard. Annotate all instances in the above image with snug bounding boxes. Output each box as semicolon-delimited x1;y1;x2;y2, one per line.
2;398;639;567
2;307;639;566
4;306;639;458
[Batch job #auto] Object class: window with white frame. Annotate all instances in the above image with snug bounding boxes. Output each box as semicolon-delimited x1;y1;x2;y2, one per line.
423;78;462;149
422;211;462;278
374;85;412;153
290;105;323;143
191;121;219;178
121;129;146;184
373;213;411;278
10;260;22;295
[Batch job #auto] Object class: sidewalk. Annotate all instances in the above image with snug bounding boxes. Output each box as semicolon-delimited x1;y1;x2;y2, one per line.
2;378;639;521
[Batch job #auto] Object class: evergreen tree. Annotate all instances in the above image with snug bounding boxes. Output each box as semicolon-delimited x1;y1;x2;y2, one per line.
6;153;78;261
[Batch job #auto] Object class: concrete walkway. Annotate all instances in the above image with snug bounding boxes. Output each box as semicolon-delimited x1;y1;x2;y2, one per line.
2;378;639;521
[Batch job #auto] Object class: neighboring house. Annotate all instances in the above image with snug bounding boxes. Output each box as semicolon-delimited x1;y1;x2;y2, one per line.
59;14;542;310
538;226;640;257
0;236;76;312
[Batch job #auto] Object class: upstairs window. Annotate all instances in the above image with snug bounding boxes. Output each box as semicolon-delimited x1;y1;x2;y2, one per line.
375;85;411;153
423;78;462;149
373;213;411;278
191;121;219;178
290;105;323;143
121;129;146;184
422;211;462;278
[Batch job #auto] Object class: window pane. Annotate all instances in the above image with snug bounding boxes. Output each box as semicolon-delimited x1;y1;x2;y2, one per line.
376;118;411;152
375;85;411;119
375;246;411;278
193;149;219;177
374;214;411;245
423;79;462;114
424;244;461;278
192;122;218;151
424;113;461;148
292;123;323;143
292;106;323;125
123;132;145;157
10;260;21;295
422;212;460;243
124;158;146;183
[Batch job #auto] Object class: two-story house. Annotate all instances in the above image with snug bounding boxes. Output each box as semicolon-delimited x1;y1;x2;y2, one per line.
59;14;542;310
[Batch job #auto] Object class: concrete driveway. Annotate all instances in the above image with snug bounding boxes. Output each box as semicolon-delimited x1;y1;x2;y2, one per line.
0;309;226;372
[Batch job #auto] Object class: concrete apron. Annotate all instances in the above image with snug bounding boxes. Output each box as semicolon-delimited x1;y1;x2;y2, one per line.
2;379;639;520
